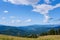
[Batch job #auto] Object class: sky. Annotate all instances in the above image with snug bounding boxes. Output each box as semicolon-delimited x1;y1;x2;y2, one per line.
0;0;60;26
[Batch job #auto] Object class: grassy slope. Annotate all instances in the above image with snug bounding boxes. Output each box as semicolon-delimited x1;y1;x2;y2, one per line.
0;34;60;40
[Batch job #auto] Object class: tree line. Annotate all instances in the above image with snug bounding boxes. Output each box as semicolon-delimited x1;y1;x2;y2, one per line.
18;28;60;38
40;28;60;36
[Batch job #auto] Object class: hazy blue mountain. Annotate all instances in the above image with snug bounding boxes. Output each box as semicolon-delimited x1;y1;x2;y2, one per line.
0;25;60;37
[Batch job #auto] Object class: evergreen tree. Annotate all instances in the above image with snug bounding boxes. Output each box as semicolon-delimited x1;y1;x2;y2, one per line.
47;29;55;35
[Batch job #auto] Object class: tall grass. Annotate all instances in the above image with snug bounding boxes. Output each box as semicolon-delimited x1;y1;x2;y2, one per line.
0;34;60;40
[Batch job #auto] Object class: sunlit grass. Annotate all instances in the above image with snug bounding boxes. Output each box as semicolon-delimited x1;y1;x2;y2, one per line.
0;34;60;40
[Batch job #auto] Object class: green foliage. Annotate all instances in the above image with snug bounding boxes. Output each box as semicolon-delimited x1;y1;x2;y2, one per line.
40;32;47;36
40;28;60;36
48;29;56;35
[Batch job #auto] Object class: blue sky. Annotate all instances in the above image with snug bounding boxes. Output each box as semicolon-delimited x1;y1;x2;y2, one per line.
0;0;60;26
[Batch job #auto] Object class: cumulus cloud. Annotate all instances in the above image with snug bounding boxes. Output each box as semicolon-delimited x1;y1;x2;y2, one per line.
32;4;53;23
4;10;8;13
54;3;60;8
3;0;39;5
32;4;53;14
3;0;60;23
43;15;50;23
32;3;60;23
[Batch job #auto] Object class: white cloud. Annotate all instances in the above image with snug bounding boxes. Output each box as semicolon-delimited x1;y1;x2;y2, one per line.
25;19;32;22
54;3;60;8
33;3;60;23
32;4;53;14
43;15;50;23
3;0;39;5
32;4;53;23
4;10;8;13
3;0;60;24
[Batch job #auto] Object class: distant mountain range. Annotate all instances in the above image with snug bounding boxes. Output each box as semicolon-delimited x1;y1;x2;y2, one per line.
0;25;60;37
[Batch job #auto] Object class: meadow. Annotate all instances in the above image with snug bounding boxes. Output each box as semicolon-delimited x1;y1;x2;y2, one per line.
0;34;60;40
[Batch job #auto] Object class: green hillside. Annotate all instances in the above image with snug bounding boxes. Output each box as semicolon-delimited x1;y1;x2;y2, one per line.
0;34;60;40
